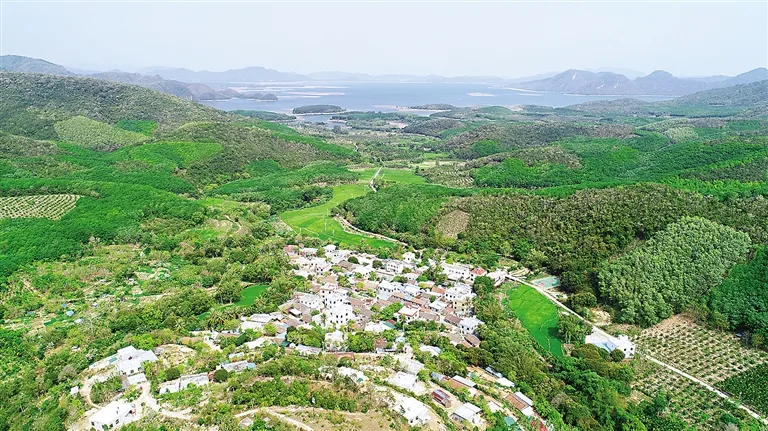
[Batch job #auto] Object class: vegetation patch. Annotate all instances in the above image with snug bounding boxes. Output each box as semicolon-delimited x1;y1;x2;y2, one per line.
54;116;148;150
282;184;395;249
115;119;158;136
599;217;750;327
0;194;80;220
505;284;563;356
716;364;768;415
435;209;470;239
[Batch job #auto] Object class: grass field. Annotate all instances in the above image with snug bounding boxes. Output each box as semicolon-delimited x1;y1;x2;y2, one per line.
281;184;396;249
236;284;268;306
355;167;426;184
506;284;563;356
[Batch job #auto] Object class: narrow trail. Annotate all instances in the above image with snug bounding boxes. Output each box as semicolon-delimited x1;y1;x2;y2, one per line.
508;276;768;425
369;166;382;192
235;407;314;430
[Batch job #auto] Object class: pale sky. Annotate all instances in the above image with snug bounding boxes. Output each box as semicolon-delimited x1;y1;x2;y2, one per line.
1;1;766;78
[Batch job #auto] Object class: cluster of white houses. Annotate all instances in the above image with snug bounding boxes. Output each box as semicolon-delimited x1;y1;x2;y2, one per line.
276;245;505;349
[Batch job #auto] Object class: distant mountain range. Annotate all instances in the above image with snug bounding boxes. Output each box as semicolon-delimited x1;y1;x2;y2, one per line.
0;56;277;102
512;68;768;96
2;54;766;98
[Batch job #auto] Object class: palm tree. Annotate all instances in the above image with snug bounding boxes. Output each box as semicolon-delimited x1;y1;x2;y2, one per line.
206;309;226;330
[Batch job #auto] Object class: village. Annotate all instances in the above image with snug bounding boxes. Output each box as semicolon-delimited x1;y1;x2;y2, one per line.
76;244;636;431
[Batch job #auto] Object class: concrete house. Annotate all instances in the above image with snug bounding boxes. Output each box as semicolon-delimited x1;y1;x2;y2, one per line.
459;317;483;335
395;397;430;427
89;401;137;430
451;402;483;426
442;263;471;281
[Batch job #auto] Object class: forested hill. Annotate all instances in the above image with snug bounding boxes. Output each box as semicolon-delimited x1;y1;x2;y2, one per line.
0;73;236;139
0;55;74;76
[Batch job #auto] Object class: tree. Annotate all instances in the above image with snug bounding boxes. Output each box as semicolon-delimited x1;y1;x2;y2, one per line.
165;367;180;381
215;279;242;304
557;314;591;345
610;349;626;362
600;217;750;327
213;369;229;383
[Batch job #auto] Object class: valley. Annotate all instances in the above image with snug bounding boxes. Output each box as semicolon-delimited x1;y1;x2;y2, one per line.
1;58;768;431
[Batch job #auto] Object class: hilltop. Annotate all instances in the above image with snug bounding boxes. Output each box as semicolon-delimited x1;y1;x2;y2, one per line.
0;72;235;139
0;54;74;76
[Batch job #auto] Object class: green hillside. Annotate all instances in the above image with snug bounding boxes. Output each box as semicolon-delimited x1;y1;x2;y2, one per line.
0;72;235;139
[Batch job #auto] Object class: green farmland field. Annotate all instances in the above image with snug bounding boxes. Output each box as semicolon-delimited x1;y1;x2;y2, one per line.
280;184;396;249
236;284;268;307
356;167;426;184
506;284;563;356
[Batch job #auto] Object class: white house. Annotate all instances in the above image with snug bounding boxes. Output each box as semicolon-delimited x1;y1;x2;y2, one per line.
419;345;442;357
307;258;332;274
180;372;210;390
586;332;636;358
337;367;368;384
325;304;354;327
487;270;507;286
429;300;448;314
459;317;483;335
396;306;420;323
402;252;417;263
386;259;406;274
442;263;471;281
388;371;418;391
451;402;483;426
400;358;425;375
324;292;347;309
377;280;401;298
158;379;180;395
297;293;322;310
89;401;137;430
445;284;475;315
395;397;430;427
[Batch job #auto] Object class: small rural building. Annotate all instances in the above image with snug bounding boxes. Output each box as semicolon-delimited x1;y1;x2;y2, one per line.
451;402;483;425
431;389;451;407
89;401;137;430
395;397;430;427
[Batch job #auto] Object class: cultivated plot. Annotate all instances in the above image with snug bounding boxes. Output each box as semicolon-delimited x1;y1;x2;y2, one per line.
0;194;81;220
506;284;563;356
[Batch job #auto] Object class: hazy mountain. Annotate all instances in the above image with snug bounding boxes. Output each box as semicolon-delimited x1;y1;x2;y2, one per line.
0;55;74;76
144;66;309;83
633;70;707;95
513;69;638;94
514;68;768;96
715;67;768;87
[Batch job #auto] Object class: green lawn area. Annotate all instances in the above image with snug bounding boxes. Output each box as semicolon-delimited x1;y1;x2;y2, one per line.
355;167;426;184
506;284;563;356
236;284;268;306
281;184;396;249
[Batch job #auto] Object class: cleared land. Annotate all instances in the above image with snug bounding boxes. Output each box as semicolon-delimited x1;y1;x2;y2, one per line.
0;194;81;219
506;284;563;356
281;184;395;249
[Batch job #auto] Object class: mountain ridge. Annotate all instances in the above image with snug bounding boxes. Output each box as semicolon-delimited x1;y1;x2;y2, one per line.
514;67;768;96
